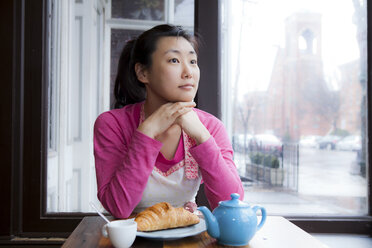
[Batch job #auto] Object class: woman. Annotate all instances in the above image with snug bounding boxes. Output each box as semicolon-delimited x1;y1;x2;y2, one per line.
94;24;244;218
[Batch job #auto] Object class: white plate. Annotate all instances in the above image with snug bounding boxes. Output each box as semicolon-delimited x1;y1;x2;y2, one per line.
136;219;206;240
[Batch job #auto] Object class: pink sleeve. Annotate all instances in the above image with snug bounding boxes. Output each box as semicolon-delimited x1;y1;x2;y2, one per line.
189;122;244;209
94;113;162;218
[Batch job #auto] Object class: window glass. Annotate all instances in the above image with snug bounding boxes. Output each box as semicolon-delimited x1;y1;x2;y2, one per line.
220;0;367;215
111;0;165;21
47;0;106;212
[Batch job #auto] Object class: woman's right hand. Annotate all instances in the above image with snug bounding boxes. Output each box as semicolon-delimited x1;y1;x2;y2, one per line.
137;102;196;139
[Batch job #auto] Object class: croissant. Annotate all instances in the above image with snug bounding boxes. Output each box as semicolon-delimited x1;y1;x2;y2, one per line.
134;202;200;232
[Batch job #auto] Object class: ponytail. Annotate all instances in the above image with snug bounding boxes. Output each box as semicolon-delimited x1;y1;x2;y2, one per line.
113;25;198;109
114;39;146;109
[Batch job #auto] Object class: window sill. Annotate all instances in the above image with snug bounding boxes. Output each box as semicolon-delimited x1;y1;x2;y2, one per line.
312;234;372;248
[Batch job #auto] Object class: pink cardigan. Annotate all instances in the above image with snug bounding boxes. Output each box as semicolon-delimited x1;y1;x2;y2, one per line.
94;102;244;218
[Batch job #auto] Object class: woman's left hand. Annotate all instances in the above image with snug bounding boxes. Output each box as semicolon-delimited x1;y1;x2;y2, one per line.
183;201;197;213
176;110;210;145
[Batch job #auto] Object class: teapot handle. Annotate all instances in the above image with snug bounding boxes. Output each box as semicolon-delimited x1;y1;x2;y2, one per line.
252;206;267;231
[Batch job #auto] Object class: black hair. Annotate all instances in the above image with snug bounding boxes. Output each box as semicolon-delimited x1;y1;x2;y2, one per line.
113;24;198;109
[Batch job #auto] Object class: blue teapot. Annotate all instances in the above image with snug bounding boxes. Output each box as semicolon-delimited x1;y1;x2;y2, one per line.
198;193;266;246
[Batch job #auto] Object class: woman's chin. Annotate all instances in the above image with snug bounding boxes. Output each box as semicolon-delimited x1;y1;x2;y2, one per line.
166;97;194;103
162;90;197;103
173;94;196;103
176;98;194;103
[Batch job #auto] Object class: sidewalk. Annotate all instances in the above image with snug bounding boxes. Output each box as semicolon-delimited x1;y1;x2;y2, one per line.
234;148;368;216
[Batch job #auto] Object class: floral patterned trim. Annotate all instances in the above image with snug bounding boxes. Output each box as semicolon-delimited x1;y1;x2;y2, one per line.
153;160;185;177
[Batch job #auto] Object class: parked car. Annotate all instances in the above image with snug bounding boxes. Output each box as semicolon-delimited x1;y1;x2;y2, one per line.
336;135;361;151
250;134;282;155
299;135;321;148
317;135;341;150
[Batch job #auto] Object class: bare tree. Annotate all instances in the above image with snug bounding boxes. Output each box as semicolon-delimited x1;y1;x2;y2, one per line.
236;97;256;151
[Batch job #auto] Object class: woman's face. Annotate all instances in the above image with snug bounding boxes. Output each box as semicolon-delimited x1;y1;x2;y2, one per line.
141;36;200;103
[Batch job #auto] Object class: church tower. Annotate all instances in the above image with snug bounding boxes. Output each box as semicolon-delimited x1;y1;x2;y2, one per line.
285;12;322;59
265;11;332;141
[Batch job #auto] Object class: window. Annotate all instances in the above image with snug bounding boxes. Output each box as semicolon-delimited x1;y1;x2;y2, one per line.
3;0;370;239
220;0;368;216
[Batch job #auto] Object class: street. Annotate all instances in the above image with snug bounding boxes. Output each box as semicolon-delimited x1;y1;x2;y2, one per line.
233;147;368;215
298;148;366;197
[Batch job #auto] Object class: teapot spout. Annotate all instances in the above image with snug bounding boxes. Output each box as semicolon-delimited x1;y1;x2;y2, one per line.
197;206;220;239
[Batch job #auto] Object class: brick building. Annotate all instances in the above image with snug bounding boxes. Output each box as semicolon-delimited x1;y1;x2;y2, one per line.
236;11;361;141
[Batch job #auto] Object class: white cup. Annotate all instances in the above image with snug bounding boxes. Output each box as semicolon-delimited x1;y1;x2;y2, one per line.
102;219;137;248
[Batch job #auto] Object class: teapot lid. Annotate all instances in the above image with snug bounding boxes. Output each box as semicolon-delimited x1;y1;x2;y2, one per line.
219;193;250;208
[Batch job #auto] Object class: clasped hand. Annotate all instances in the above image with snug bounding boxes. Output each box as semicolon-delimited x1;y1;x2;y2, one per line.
138;102;210;145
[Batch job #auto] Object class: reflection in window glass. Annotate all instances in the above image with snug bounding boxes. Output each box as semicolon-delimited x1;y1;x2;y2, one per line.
47;0;106;213
174;0;194;27
111;0;165;21
221;0;367;215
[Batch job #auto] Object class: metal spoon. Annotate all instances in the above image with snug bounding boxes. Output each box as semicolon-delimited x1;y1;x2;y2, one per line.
89;201;110;224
